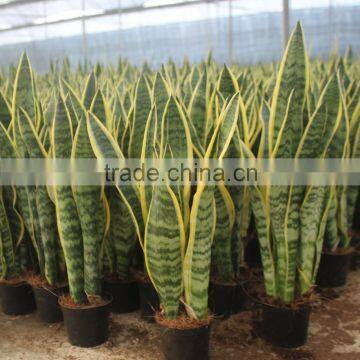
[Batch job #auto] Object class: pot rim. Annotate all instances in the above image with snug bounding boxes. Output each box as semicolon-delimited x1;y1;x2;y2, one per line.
322;246;354;256
32;283;68;291
261;300;313;311
104;277;137;285
0;280;28;287
59;294;113;310
155;312;212;330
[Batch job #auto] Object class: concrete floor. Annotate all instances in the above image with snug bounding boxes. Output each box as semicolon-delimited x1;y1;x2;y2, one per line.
0;270;359;360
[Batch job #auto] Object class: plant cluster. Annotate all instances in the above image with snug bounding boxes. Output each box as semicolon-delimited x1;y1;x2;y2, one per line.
0;23;359;321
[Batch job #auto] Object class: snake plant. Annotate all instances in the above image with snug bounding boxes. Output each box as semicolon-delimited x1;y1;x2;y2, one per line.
324;59;359;251
0;21;359;311
251;22;347;304
0;54;64;285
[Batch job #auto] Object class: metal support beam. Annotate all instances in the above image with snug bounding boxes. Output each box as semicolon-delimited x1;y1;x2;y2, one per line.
81;0;87;61
118;0;122;51
282;0;290;49
43;0;48;39
0;0;55;10
228;0;233;63
328;0;333;53
0;0;229;33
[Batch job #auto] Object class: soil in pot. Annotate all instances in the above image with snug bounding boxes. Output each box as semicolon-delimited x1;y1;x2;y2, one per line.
317;248;353;288
260;302;311;348
59;295;112;347
156;313;211;360
0;280;36;315
209;281;236;319
104;274;139;313
136;274;159;322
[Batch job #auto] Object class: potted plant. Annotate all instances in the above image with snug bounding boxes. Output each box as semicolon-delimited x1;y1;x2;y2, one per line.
145;156;212;358
103;186;140;313
52;94;111;347
317;78;356;285
349;192;360;270
101;74;153;315
209;88;251;317
5;54;68;323
143;90;240;359
17;107;68;323
89;70;142;314
88;74;163;321
87;89;225;358
251;22;344;348
0;173;36;315
0;54;40;316
131;74;162;320
346;76;360;269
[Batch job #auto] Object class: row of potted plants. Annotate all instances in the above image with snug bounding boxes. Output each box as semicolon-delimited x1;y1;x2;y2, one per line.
0;21;359;358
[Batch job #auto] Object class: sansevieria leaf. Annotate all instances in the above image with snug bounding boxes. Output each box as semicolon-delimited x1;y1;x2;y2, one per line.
183;184;216;319
12;53;36;123
129;75;152;159
87;113;145;245
18;108;60;285
72;118;103;297
145;184;184;319
52;94;85;303
269;22;308;157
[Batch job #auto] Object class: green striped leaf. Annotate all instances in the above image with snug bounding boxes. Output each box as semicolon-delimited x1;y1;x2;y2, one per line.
161;96;193;228
218;65;239;100
129;75;152;159
12;53;36;122
0;91;11;129
108;188;136;279
72;118;103;297
90;89;108;128
269;22;308;157
82;71;97;109
250;187;276;296
18;108;60;285
153;72;170;136
87;113;145;245
188;72;207;147
183;184;215;319
139;106;158;221
145;185;184;319
0;189;17;279
53;94;85;304
211;186;235;283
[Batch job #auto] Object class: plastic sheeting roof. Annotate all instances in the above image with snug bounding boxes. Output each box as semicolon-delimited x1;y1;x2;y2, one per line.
0;0;358;45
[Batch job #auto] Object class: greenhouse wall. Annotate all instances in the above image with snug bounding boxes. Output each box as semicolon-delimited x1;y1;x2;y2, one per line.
0;4;359;71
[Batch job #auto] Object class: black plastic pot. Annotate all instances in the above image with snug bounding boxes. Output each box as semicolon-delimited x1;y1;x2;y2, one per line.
104;278;139;313
138;280;159;322
317;251;352;288
350;237;360;271
0;282;36;315
33;285;67;323
261;303;311;348
209;282;236;319
352;195;360;231
159;323;211;360
350;250;360;271
60;297;112;347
